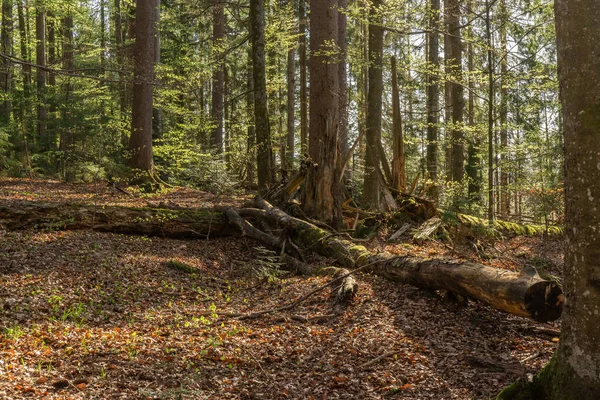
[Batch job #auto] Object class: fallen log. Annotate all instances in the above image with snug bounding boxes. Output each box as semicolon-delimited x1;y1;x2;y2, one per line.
0;201;235;238
251;198;564;322
0;199;564;322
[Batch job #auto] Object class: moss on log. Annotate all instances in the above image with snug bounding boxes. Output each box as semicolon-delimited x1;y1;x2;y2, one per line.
254;198;563;322
0;201;234;238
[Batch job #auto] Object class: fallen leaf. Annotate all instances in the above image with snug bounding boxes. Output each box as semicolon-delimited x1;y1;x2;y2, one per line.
35;377;48;385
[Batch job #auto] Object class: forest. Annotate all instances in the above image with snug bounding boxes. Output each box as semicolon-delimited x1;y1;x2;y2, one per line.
0;0;599;399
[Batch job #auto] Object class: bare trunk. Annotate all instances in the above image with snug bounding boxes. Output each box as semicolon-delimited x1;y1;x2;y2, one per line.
426;0;440;199
298;0;308;156
391;56;406;192
211;0;225;153
129;0;155;172
35;1;47;150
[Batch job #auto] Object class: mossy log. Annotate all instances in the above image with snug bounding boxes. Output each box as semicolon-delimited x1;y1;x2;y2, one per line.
0;201;235;238
252;198;563;322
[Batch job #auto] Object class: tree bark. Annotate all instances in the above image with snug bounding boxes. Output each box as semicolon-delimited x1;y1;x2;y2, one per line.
254;199;563;323
304;0;344;227
499;0;509;217
129;0;155;172
391;56;406;192
298;0;308;156
35;0;47;150
0;201;235;238
426;0;440;199
0;0;12;125
211;0;225;153
364;0;384;209
446;0;464;182
250;0;273;194
529;0;600;396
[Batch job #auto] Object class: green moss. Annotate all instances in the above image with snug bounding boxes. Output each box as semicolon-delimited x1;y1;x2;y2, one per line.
166;260;196;274
497;356;600;400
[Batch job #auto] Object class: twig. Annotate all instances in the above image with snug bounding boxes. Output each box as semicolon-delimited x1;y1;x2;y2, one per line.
358;351;398;370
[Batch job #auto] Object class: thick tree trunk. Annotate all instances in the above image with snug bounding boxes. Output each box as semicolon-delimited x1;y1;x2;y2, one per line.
304;0;344;227
298;0;308;156
250;0;273;194
129;0;155;172
0;0;12;125
446;0;464;182
364;0;384;209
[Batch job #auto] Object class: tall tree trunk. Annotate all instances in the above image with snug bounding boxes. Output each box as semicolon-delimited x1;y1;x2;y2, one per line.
35;0;47;150
152;0;163;139
250;0;273;193
286;37;295;169
338;0;348;162
446;0;464;182
499;0;509;217
0;0;12;125
498;1;600;398
128;0;155;172
485;0;494;222
298;0;307;156
465;0;480;203
304;0;343;227
114;0;127;114
211;0;225;153
60;13;74;181
246;49;255;185
364;0;384;210
426;0;440;199
391;56;406;192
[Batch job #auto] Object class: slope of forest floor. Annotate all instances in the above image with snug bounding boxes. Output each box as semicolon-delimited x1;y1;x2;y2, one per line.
0;178;562;399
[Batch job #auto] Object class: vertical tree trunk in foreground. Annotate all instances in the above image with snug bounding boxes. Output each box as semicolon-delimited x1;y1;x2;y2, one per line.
250;0;273;194
499;0;509;216
129;0;155;172
338;0;349;161
304;0;344;227
499;1;600;399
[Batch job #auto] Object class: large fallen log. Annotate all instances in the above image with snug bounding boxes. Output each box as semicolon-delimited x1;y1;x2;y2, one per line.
248;199;564;323
0;201;235;238
0;199;564;322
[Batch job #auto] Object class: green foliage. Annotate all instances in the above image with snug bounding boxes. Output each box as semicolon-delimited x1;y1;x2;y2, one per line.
241;247;284;283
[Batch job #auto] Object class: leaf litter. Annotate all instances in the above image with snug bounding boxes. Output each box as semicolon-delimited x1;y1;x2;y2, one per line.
0;178;561;399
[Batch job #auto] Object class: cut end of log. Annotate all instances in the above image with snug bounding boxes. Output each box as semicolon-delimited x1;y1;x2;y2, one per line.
525;282;564;322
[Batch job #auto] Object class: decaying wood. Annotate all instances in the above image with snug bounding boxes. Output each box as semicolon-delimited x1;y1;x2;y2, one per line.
0;200;235;238
1;198;564;322
413;217;444;244
250;198;563;322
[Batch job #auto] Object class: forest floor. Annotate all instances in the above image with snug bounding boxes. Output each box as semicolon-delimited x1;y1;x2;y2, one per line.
0;178;563;400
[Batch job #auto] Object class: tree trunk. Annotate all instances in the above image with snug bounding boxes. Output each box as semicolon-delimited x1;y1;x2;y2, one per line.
298;0;308;156
246;49;256;185
35;0;47;150
426;0;440;199
286;41;295;169
250;0;273;194
391;56;406;192
338;0;348;162
211;0;225;153
521;0;600;397
446;0;464;182
129;0;155;172
364;0;384;210
304;0;344;227
465;0;480;204
60;13;74;181
485;0;494;222
0;0;12;125
499;0;509;217
152;0;163;140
